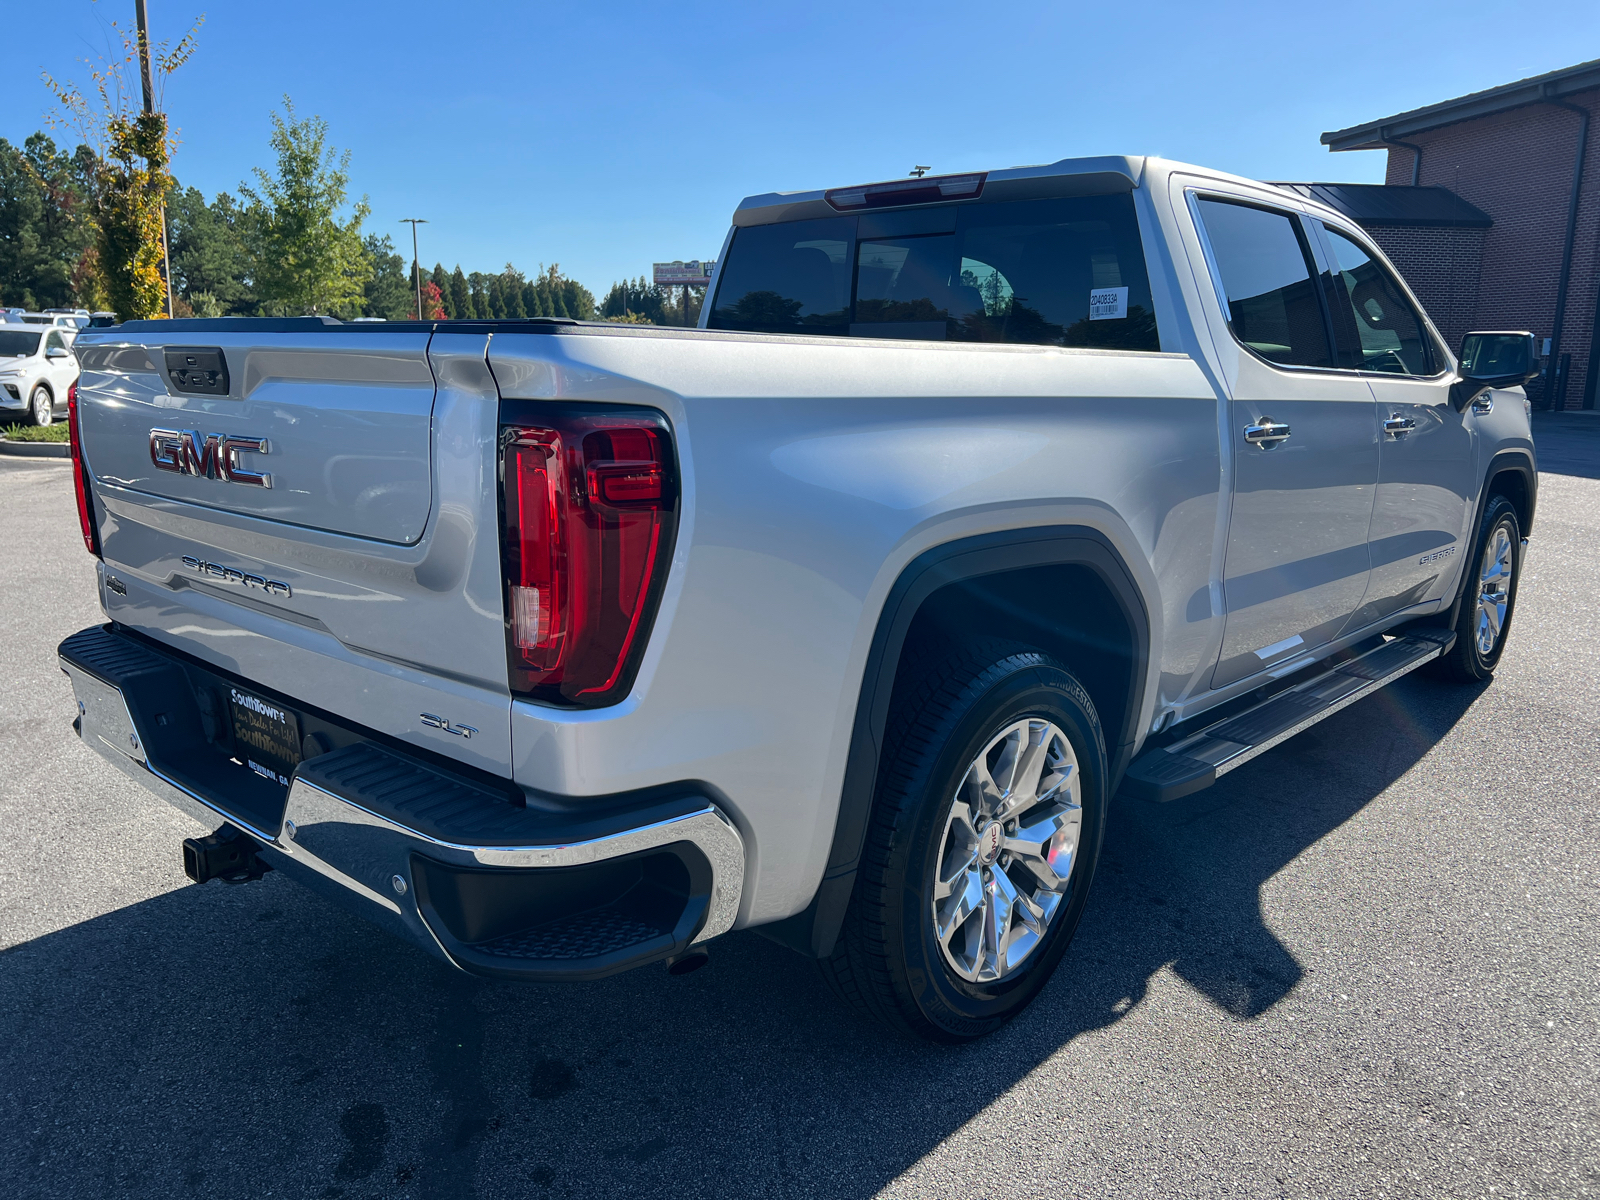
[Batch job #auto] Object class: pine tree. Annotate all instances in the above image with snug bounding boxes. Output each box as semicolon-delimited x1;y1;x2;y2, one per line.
523;280;546;317
565;278;595;321
468;271;489;319
449;265;470;321
360;233;411;320
501;264;527;318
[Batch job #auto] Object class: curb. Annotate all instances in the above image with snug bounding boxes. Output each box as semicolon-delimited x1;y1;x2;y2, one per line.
0;438;71;458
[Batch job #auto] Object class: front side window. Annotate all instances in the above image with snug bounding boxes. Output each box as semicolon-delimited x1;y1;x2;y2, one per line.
1317;225;1433;375
46;330;65;352
708;194;1159;350
1193;197;1331;369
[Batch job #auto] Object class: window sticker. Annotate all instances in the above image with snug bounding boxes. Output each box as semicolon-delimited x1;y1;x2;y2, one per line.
1089;286;1128;321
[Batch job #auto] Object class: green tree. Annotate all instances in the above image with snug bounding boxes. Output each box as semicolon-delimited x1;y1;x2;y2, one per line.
499;264;527;318
240;99;371;316
46;14;203;319
96;113;173;319
601;276;664;323
449;265;470;321
468;271;490;319
431;263;453;318
523;277;547;316
361;233;412;320
167;186;252;312
0;134;99;310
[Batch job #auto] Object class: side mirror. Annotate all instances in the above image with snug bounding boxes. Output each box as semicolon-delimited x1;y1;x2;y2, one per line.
1451;331;1538;410
45;346;70;359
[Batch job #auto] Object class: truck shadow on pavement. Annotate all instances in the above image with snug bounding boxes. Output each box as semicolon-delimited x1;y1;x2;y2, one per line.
0;674;1485;1200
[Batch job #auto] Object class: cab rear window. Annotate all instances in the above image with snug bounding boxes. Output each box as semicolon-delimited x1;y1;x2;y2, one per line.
708;194;1159;351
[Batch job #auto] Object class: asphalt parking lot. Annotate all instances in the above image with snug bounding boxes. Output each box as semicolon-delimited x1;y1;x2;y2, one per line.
2;415;1597;1200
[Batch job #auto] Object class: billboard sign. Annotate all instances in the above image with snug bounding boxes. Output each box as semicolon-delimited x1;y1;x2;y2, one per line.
653;260;715;287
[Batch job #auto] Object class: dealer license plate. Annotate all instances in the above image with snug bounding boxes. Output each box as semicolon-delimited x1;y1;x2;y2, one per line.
228;685;301;787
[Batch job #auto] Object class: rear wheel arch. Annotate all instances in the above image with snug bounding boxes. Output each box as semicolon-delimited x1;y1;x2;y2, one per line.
761;525;1151;959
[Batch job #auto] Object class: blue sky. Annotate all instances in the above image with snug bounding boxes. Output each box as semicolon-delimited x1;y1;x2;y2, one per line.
7;1;1598;300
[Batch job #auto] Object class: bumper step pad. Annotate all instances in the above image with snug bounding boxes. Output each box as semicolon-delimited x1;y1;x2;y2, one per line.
1123;629;1455;802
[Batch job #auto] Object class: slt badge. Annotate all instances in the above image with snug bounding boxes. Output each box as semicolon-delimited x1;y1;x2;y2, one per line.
150;428;272;488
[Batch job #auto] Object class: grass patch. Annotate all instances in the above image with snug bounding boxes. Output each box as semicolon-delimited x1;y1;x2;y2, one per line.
1;422;70;443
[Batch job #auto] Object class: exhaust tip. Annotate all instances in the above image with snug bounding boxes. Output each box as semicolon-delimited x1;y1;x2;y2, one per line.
664;948;710;977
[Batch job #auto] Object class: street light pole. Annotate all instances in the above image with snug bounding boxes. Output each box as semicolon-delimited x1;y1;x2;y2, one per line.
399;218;428;319
134;0;175;319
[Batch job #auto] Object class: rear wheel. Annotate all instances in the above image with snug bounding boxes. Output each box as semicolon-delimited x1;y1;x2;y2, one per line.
30;385;52;426
819;641;1107;1042
1432;494;1522;682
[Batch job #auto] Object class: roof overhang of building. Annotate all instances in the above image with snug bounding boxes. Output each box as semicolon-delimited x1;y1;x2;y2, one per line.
1270;183;1492;228
1321;58;1600;152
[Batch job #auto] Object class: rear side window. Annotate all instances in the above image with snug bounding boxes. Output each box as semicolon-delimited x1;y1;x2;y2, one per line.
707;217;855;334
1317;224;1434;375
1193;198;1331;369
709;194;1159;351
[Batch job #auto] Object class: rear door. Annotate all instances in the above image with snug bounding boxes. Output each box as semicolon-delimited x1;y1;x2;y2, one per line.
1187;194;1380;689
1309;219;1474;624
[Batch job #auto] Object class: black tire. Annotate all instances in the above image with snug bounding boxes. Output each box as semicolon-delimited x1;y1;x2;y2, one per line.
30;385;52;427
819;640;1107;1043
1431;494;1522;683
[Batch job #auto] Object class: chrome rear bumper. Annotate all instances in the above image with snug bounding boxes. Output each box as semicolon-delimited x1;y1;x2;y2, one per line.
60;625;745;981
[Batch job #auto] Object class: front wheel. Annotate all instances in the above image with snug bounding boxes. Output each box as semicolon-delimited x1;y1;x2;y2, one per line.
30;385;53;427
819;641;1107;1042
1432;494;1522;682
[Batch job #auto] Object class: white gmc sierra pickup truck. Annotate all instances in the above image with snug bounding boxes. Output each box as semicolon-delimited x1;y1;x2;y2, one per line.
59;155;1538;1042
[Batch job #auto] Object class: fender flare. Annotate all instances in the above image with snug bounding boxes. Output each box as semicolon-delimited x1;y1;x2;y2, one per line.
1439;448;1538;627
761;525;1151;958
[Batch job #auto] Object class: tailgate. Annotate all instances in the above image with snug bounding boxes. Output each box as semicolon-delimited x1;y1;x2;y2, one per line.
72;325;514;778
77;329;434;543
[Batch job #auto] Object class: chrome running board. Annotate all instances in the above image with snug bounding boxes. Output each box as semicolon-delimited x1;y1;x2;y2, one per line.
1122;629;1455;802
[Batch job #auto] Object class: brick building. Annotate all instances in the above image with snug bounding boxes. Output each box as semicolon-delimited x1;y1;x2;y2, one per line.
1311;59;1600;410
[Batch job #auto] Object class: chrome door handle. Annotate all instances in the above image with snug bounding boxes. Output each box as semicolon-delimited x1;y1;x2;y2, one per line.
1243;419;1291;448
1382;414;1417;437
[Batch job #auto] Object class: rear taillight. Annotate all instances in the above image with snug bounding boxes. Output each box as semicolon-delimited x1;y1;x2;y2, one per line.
499;408;676;707
67;382;100;557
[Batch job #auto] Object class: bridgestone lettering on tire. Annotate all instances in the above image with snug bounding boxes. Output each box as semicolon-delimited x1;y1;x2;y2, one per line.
819;640;1107;1042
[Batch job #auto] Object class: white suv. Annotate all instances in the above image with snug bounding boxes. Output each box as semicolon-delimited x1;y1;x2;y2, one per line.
0;326;79;426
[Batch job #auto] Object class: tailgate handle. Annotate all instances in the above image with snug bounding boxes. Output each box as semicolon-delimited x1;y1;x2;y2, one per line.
164;346;230;397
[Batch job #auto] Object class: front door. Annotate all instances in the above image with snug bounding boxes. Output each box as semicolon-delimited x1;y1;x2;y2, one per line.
1311;221;1474;626
1188;196;1380;689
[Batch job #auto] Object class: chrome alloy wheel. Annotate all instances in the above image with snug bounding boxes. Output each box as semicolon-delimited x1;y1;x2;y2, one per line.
30;386;52;427
932;718;1082;984
1475;525;1514;656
